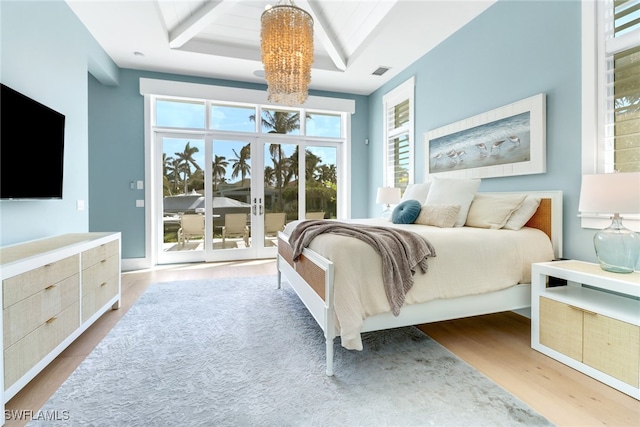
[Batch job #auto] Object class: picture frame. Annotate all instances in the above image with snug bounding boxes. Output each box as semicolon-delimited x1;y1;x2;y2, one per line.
424;93;546;179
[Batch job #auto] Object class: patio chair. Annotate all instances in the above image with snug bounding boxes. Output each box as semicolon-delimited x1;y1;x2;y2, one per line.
222;213;249;248
177;213;205;246
264;212;286;237
305;211;325;220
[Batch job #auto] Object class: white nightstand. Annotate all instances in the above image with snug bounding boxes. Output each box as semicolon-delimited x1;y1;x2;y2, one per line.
531;260;640;399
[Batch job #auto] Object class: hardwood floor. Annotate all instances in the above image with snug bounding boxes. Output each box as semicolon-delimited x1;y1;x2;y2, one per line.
5;259;639;426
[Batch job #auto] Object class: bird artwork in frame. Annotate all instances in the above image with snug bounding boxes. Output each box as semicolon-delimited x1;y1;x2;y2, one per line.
425;93;546;179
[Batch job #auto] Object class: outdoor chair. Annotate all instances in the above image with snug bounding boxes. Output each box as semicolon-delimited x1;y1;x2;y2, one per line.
222;213;249;248
264;212;286;237
177;213;205;246
305;211;325;220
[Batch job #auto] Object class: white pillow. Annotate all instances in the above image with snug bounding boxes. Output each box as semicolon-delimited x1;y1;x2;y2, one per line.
424;177;481;227
465;194;527;229
414;205;461;228
503;196;542;230
401;182;431;204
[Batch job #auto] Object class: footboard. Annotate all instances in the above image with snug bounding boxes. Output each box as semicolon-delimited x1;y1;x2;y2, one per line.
277;235;338;375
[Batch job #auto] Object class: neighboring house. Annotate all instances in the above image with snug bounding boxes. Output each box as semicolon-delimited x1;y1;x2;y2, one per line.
1;0;594;269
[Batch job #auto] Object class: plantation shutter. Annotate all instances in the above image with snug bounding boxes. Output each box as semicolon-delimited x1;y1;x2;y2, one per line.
604;0;640;172
386;99;410;190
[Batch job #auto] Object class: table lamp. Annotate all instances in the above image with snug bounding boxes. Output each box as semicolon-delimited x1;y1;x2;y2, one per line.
578;172;640;273
376;187;401;219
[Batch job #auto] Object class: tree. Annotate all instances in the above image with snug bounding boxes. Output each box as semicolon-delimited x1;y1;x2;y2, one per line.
212;155;228;191
231;144;251;187
174;142;201;194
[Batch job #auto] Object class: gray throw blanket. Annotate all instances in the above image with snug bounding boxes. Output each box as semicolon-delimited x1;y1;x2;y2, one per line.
288;220;436;316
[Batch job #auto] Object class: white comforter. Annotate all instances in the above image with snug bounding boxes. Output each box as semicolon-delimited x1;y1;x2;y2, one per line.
283;218;555;350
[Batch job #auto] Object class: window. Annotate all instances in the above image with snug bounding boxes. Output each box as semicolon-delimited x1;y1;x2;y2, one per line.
582;0;639;230
382;77;415;192
583;0;640;174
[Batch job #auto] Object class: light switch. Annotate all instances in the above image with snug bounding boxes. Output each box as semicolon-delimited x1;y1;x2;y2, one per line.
137;180;144;190
77;200;85;211
136;199;144;207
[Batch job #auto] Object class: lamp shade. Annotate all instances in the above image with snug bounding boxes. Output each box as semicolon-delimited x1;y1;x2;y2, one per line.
578;172;640;215
376;187;401;205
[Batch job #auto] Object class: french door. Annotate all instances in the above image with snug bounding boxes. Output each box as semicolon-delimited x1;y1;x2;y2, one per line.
155;133;339;264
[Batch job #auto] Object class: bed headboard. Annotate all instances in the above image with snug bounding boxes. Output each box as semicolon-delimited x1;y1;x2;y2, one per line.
484;191;563;259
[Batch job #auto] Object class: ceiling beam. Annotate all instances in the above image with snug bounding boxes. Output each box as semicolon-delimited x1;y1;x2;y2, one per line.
169;0;231;49
298;0;347;71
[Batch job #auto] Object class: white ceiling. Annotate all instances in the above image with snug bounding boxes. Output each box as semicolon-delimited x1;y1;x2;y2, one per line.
66;0;495;96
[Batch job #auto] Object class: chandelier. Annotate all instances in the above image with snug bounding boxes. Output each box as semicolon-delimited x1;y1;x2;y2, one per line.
261;0;314;106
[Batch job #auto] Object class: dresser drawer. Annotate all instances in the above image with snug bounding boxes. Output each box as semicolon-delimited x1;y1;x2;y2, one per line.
81;240;119;269
3;274;79;349
4;302;79;389
3;255;79;308
82;275;119;322
82;254;119;296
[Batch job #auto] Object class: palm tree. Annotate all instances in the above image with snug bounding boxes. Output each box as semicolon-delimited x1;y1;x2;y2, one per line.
212;155;228;191
174;142;201;194
231;144;251;187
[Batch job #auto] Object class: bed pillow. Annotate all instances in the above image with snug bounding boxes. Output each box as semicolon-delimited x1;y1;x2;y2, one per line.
465;194;527;229
414;205;461;228
401;182;431;204
391;200;422;224
502;196;542;230
424;177;481;227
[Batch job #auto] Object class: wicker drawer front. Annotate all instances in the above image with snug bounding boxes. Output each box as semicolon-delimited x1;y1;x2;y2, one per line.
539;297;583;361
4;302;79;388
81;240;119;268
82;275;119;322
82;254;119;296
584;314;640;388
2;255;79;308
3;274;79;349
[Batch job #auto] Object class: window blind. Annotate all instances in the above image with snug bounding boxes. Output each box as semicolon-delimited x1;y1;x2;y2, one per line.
604;0;640;172
386;99;410;189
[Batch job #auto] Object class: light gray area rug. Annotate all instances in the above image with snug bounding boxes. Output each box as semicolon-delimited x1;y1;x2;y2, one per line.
31;275;552;427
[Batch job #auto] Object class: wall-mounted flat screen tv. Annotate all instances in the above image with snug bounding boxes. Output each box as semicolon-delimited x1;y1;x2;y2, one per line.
1;83;66;200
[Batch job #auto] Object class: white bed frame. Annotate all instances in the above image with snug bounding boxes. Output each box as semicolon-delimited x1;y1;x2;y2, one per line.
276;191;563;376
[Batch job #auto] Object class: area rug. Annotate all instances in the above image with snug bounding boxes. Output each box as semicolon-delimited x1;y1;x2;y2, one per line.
30;276;552;426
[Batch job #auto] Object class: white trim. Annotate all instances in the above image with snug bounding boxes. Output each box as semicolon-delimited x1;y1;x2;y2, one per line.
139;78;355;114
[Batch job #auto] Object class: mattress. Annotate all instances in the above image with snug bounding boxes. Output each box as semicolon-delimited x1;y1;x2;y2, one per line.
282;218;555;350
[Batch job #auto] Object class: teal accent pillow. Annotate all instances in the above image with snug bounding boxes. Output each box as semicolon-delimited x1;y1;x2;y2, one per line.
391;200;422;224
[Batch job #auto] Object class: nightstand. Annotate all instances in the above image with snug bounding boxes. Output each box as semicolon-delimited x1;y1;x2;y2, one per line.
531;260;640;399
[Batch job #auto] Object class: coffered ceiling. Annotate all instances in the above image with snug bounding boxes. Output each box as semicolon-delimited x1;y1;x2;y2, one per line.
66;0;495;95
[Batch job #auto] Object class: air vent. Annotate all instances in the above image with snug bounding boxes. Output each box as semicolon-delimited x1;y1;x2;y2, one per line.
372;66;391;76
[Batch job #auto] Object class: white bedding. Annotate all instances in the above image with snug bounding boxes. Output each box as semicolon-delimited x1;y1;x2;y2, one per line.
283;218;555;350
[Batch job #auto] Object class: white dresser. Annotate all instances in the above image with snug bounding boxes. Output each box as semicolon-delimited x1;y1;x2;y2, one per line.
0;232;121;415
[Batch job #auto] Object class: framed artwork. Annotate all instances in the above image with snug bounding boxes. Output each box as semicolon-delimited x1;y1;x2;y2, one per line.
425;93;546;179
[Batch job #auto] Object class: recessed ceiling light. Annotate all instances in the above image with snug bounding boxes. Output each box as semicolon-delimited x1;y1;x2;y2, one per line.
133;51;145;57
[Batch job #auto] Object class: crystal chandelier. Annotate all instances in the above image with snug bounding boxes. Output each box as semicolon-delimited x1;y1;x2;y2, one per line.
261;0;314;106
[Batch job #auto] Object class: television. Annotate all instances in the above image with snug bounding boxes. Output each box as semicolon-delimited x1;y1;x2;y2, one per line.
0;83;66;199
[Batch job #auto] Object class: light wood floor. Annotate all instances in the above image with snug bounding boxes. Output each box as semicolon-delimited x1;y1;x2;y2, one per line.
5;260;639;426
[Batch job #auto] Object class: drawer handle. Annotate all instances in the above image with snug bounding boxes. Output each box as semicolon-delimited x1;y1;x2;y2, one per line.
100;282;107;287
46;317;57;324
45;284;56;290
101;259;107;263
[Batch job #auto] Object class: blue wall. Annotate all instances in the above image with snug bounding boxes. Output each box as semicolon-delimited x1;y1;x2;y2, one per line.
368;0;595;263
2;0;598;265
0;0;117;246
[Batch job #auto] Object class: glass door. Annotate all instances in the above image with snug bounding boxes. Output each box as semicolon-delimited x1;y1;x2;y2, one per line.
156;134;341;264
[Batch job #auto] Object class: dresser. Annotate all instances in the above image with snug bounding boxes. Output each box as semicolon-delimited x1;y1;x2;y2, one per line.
531;260;640;399
0;232;121;413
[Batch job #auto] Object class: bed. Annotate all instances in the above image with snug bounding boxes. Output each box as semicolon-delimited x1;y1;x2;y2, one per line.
276;188;563;376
